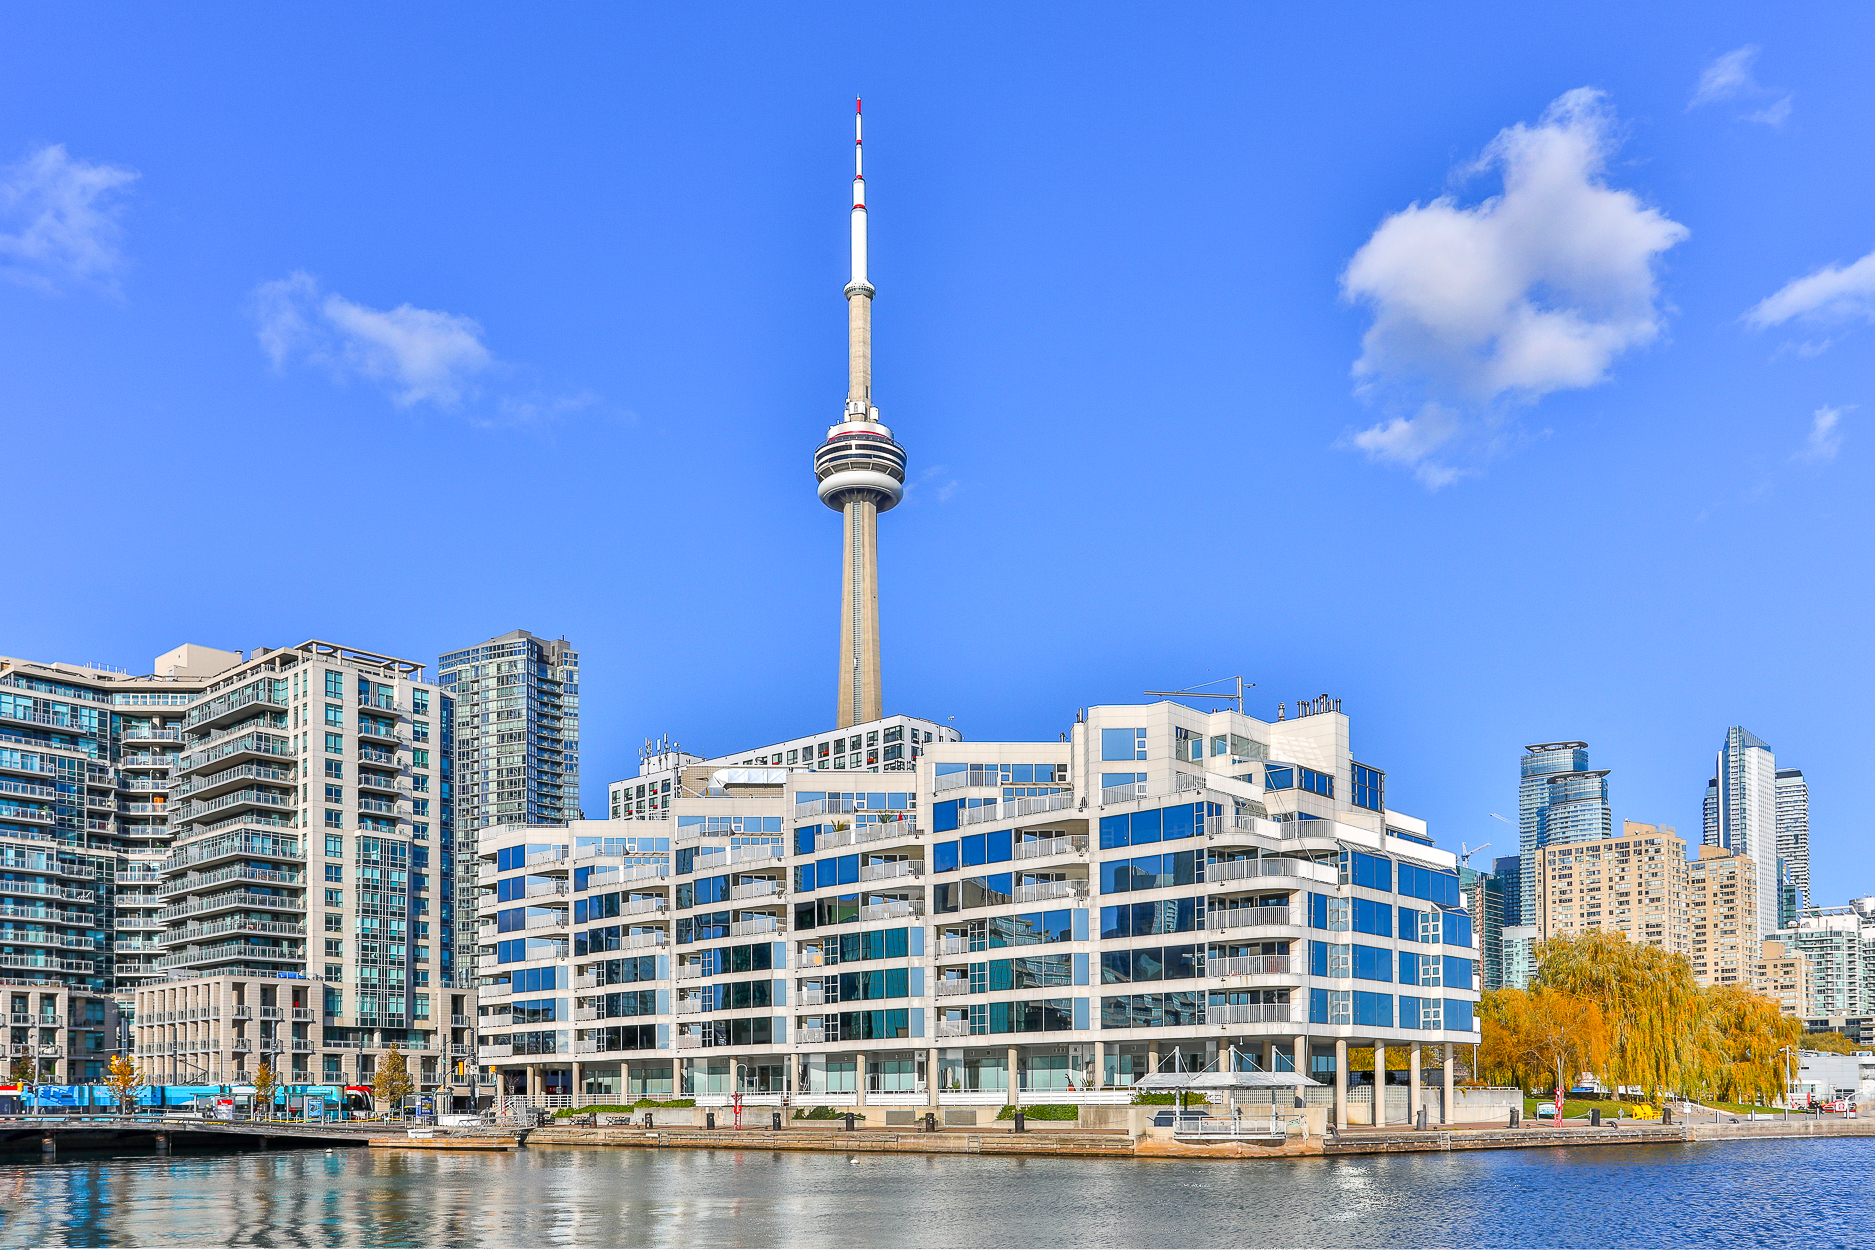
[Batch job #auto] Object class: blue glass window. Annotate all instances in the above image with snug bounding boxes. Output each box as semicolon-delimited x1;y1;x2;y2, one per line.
1308;940;1328;977
1307;893;1329;929
1443;956;1474;991
1444;997;1475;1033
1352;896;1392;937
933;841;959;874
1352;990;1393;1027
1101;728;1147;761
1442;909;1472;947
1300;768;1334;798
933;801;960;833
1345;850;1392;892
1309;987;1329;1024
1399;862;1461;907
1264;767;1294;790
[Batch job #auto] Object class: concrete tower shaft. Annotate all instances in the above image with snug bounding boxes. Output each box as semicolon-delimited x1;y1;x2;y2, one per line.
816;99;905;728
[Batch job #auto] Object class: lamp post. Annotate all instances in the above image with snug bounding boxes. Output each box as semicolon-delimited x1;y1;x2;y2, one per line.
1778;1045;1796;1121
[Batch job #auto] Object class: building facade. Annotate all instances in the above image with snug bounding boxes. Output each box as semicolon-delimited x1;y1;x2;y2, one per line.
1533;822;1690;956
1460;865;1506;991
1783;907;1875;1019
1751;940;1812;1018
1687;843;1760;987
480;700;1482;1126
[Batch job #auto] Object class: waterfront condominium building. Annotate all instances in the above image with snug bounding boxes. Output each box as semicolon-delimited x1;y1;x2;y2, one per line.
1774;768;1810;910
438;630;580;985
1703;727;1779;940
1687;844;1760;987
478;698;1483;1128
1533;822;1690;957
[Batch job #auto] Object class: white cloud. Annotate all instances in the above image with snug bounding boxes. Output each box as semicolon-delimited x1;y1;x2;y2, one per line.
1689;47;1792;125
1793;404;1850;465
1745;248;1875;335
253;271;494;408
0;144;138;292
1339;89;1686;485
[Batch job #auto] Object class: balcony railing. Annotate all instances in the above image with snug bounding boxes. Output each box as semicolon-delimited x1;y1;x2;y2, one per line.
1012;880;1085;905
858;901;922;923
1013;836;1079;861
730;879;781;901
857;860;921;883
1205;906;1292;932
158;863;302;897
1205;1003;1294;1025
1213;954;1293;977
729;917;777;938
157;891;305;923
936;1019;971;1037
934;980;972;997
812;823;919;853
1205;856;1321;884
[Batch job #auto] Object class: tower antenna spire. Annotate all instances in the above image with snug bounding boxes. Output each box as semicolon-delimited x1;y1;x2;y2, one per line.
815;99;906;729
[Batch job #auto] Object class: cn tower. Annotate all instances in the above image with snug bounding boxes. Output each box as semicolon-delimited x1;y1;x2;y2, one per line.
815;99;906;729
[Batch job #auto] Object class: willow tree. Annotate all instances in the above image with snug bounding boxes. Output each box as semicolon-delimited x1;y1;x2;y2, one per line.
1478;985;1607;1099
1694;984;1800;1105
1535;931;1702;1098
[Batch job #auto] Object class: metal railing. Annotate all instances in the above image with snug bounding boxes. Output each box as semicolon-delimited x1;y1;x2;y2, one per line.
1100;784;1146;805
859;901;922;922
1213;954;1293;977
857;860;921;882
1205;1003;1294;1025
1206;906;1293;931
936;1019;970;1037
935;980;972;997
1012;880;1085;904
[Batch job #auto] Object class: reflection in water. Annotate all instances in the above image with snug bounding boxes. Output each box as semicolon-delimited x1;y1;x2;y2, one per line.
0;1138;1866;1247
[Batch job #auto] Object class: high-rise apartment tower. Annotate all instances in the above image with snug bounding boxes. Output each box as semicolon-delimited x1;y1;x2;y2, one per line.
438;629;580;983
1516;742;1611;936
815;100;907;729
1775;767;1810;909
1703;727;1779;940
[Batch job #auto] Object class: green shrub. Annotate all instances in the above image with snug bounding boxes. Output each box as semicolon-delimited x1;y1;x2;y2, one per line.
1129;1092;1179;1105
791;1105;864;1120
552;1098;695;1118
995;1103;1078;1121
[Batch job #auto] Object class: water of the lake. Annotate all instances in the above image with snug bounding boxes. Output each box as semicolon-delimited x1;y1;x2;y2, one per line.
0;1138;1863;1247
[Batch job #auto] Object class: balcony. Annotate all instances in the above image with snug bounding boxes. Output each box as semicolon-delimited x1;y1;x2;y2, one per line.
161;916;307;945
157;891;304;924
356;774;409;796
173;764;296;802
675;1034;701;1050
729;879;782;901
357;797;401;818
934;979;972;997
178;731;293;774
812;822;920;853
1205;856;1331;885
728;917;777;938
120;727;184;744
1205;906;1293;932
184;685;287;732
356;694;408;715
674;998;702;1015
1205;1003;1294;1025
797;985;827;1006
355;722;406;746
523;911;569;931
859;901;922;923
857;860;921;883
0;803;54;825
171;787;294;823
692;845;783;871
936;1019;971;1038
158;863;302;897
0;953;93;974
939;936;969;956
1013;836;1080;862
163;831;301;873
357;745;399;767
1012;879;1086;904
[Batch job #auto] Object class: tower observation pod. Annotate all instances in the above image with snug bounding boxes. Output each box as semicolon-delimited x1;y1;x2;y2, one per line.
816;98;906;730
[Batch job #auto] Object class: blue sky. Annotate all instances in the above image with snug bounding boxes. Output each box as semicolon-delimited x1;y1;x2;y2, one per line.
3;6;1871;895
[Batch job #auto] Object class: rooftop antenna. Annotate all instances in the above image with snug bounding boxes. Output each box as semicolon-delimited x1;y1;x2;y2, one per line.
1144;675;1254;714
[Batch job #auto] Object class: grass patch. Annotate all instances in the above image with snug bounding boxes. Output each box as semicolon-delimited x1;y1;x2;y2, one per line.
1520;1096;1659;1122
996;1104;1078;1121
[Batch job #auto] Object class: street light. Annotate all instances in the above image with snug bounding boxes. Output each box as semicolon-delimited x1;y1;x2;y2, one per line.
1778;1045;1797;1121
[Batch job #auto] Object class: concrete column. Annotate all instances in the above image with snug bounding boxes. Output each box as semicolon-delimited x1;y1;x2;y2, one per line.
853;1051;867;1110
1442;1043;1455;1126
1007;1046;1020;1106
1093;1040;1105;1092
571;1061;583;1107
1333;1039;1348;1129
1373;1043;1387;1127
1293;1034;1307;1081
927;1048;939;1109
1409;1042;1422;1128
1147;1039;1160;1075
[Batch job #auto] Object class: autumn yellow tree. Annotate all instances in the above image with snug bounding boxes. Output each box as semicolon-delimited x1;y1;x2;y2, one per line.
1478;985;1608;1101
104;1054;146;1118
372;1044;414;1116
1695;984;1799;1105
253;1059;278;1120
1536;930;1702;1099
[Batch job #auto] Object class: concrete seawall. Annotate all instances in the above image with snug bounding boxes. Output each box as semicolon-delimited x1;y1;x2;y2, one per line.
525;1115;1875;1161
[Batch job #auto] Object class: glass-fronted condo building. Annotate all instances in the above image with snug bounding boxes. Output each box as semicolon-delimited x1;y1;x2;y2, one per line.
479;698;1481;1125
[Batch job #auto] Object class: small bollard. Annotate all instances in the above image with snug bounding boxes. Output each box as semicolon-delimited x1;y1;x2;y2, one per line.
924;1112;937;1133
643;1111;654;1129
1510;1108;1521;1128
1589;1108;1601;1127
1416;1108;1427;1131
706;1112;716;1130
1013;1110;1026;1133
844;1112;855;1131
1662;1106;1672;1126
772;1111;782;1132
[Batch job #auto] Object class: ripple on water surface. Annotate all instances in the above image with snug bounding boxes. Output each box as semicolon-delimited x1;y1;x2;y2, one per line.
0;1138;1867;1247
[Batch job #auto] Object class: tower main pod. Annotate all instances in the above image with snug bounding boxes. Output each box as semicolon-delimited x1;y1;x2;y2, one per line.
814;100;906;728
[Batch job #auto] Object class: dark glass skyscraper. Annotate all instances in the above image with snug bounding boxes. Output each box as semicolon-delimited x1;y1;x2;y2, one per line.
1517;741;1611;929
